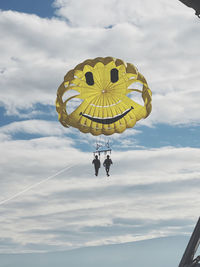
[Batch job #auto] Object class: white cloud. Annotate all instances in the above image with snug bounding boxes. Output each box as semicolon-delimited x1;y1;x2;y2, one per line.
53;0;189;27
0;120;67;137
0;134;200;253
0;4;200;125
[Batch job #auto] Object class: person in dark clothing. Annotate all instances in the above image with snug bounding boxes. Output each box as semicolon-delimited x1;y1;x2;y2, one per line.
103;155;113;176
92;155;101;176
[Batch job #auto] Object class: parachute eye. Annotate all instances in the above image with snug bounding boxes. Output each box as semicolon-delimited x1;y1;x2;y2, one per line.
85;72;94;86
111;68;119;83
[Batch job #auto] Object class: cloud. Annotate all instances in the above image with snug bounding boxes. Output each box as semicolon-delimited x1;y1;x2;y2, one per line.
0;120;67;137
0;1;200;255
0;5;200;125
0;235;192;267
53;0;189;27
0;133;200;253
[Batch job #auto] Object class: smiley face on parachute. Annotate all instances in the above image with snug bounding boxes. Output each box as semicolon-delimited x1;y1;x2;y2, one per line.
56;57;152;136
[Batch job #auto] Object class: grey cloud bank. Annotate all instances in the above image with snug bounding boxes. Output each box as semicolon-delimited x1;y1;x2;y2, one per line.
0;236;191;267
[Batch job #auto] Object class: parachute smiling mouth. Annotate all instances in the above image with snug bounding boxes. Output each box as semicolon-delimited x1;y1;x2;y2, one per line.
79;106;134;125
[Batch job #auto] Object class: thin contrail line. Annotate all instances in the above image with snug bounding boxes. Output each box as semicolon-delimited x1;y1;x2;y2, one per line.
0;164;74;206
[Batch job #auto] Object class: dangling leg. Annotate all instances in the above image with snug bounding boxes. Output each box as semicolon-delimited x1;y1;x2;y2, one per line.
95;166;99;176
96;167;99;176
106;167;110;176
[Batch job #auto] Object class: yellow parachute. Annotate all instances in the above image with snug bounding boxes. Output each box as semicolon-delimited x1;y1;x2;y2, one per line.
56;57;152;136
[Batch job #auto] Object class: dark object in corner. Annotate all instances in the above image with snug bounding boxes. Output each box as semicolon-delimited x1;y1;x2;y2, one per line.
178;0;200;17
178;217;200;267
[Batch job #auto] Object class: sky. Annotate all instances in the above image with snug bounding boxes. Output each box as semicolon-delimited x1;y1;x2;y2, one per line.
0;0;200;266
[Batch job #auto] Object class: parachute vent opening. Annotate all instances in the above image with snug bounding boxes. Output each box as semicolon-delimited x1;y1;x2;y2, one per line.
127;91;144;106
66;97;83;115
62;89;79;103
129;76;137;81
128;81;143;91
64;83;77;88
127;82;144;106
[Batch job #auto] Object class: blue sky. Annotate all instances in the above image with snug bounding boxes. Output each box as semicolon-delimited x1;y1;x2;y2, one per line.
0;0;55;18
0;1;200;267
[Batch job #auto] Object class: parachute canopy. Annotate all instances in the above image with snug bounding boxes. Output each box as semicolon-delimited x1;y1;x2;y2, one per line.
56;57;152;136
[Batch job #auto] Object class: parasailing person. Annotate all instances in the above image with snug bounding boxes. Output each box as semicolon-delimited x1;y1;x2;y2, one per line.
103;155;113;177
92;155;101;176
